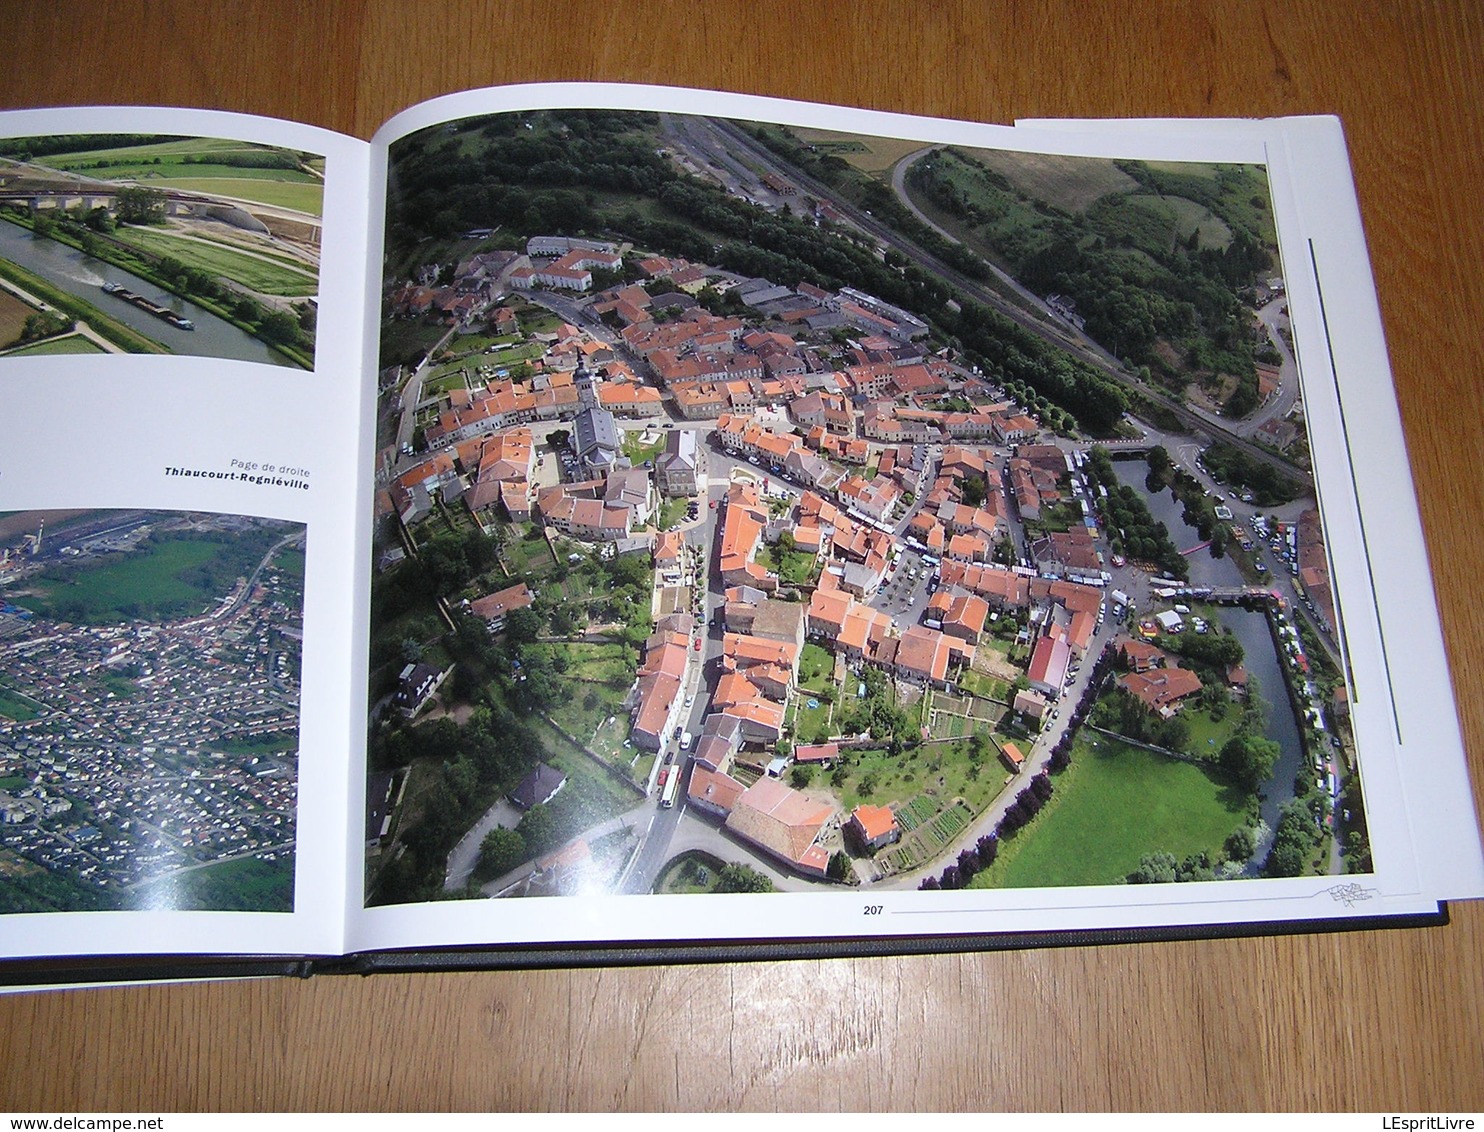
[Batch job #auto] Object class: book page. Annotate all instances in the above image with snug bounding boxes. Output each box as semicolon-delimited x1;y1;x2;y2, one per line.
346;84;1482;957
0;107;373;961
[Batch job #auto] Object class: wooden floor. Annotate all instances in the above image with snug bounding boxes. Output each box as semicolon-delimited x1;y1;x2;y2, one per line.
2;1;1482;1111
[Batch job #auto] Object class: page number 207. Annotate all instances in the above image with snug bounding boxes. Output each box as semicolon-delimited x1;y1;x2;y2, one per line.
863;904;883;916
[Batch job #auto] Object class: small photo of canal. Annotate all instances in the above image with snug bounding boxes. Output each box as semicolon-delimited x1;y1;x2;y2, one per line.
0;133;323;370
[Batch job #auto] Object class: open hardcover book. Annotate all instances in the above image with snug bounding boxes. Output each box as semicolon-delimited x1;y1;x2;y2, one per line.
0;84;1480;983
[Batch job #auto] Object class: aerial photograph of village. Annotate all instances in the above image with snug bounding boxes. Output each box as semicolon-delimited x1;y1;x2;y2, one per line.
366;108;1369;905
0;510;304;913
0;133;322;368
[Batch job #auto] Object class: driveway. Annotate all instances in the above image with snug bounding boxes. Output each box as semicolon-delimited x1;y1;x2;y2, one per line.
444;797;524;891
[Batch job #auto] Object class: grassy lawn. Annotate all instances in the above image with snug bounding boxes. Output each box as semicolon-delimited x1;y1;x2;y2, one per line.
1181;703;1244;759
958;669;1008;701
541;645;637;749
210;731;299;757
623;747;657;787
960;147;1141;215
425;369;473;396
1162;195;1234;251
133;854;294;913
556;641;637;685
112;227;317;296
970;733;1250;889
443;332;508;355
32;137;324;216
622;431;667;466
501;526;558;576
42;136;297;167
830;738;1006;817
657;497;690;529
760;544;820;586
791;128;930;174
798;643;834;691
1025;501;1081;536
440;336;544;369
790;694;834;746
526;716;638;816
520;310;563;335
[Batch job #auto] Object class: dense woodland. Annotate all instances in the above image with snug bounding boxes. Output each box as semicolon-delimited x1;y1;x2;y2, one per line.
367;522;656;906
905;148;1277;410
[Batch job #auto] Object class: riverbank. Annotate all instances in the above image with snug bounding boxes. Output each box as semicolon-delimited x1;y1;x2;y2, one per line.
0;210;311;368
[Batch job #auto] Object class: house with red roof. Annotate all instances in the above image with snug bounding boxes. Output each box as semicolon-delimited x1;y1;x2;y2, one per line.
469;582;534;629
687;766;748;818
1027;634;1072;697
1118;666;1204;719
1119;637;1166;673
999;741;1026;774
846;804;900;852
793;742;840;765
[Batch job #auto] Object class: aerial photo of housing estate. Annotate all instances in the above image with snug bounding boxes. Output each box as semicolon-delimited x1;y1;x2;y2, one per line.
0;133;323;368
366;107;1368;905
0;510;304;913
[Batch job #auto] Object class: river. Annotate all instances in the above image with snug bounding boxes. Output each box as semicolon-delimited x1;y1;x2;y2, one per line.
1109;457;1307;844
0;219;291;367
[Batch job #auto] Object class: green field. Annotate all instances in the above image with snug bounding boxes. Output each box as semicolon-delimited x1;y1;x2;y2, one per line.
1161;195;1234;251
112;227;317;295
0;688;40;722
760;544;820;586
790;693;834;746
155;176;323;215
26;540;218;620
37;136;290;166
29;136;323;216
791;128;930;174
212;732;299;757
655;851;727;894
957;669;1008;701
22;537;242;624
526;716;640;815
2;334;107;357
961;148;1141;214
380;317;449;368
972;734;1249;889
798;643;834;690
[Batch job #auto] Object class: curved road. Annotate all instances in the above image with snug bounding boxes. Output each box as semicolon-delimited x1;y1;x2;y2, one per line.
891;146;1120;362
678;115;1307;487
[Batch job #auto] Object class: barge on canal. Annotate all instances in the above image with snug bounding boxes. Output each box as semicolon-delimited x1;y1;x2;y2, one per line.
100;281;195;330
